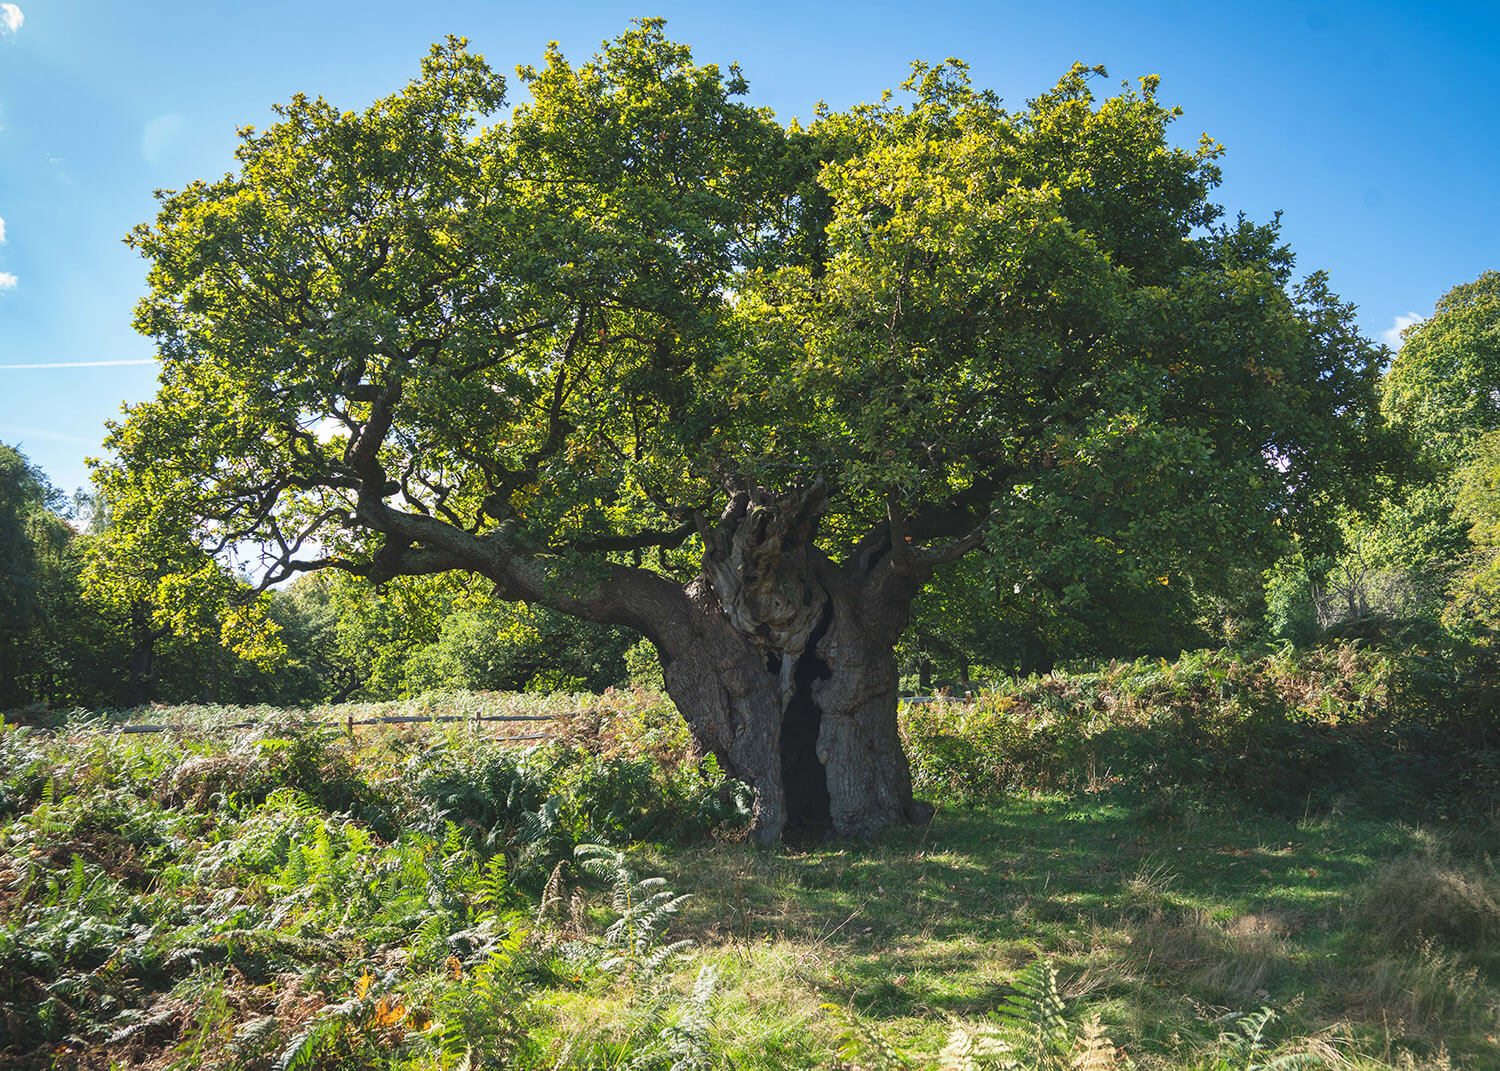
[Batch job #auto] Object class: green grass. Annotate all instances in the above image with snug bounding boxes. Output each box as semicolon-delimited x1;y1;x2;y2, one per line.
640;799;1500;1069
1;688;1498;1069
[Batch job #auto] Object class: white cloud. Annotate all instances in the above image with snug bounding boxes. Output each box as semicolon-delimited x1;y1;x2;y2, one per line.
0;272;16;289
0;4;22;35
0;215;6;242
1382;311;1424;350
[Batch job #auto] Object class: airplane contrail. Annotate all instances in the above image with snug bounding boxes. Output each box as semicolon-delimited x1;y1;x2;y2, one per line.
0;424;93;443
0;359;159;369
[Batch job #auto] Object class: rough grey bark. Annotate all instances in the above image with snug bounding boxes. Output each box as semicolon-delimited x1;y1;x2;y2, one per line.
653;579;791;842
652;566;927;842
805;556;931;839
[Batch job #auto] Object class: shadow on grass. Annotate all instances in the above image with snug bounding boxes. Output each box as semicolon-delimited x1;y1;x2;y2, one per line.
649;796;1455;1032
666;799;1399;942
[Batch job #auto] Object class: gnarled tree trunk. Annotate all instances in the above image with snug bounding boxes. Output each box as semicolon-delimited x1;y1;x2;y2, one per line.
646;483;934;844
359;477;957;845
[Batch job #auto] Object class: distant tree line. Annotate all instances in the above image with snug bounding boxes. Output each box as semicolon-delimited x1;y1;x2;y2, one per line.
0;455;635;709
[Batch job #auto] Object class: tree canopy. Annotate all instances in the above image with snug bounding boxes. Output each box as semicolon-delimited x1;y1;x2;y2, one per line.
0;444;62;707
1383;270;1500;466
1377;272;1500;634
1259;270;1500;641
99;22;1397;840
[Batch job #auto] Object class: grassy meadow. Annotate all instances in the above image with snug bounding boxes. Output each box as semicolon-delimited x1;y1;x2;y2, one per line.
2;644;1498;1069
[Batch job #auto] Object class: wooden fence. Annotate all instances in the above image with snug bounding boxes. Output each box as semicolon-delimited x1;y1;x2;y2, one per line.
62;695;966;739
108;711;565;743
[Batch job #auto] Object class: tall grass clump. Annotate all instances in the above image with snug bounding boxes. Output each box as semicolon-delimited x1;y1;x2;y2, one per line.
1354;852;1500;954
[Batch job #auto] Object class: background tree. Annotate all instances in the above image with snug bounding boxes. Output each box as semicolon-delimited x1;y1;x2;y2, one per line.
1275;270;1500;640
1369;271;1500;635
272;570;632;700
1383;272;1500;628
0;444;354;713
81;480;283;704
1444;428;1500;633
103;25;1395;842
0;445;68;707
403;594;630;695
1383;271;1500;465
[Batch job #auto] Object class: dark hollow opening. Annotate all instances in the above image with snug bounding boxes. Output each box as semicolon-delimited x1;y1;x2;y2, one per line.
780;610;833;840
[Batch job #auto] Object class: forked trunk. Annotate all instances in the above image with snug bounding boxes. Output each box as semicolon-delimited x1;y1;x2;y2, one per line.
450;479;942;845
651;483;931;844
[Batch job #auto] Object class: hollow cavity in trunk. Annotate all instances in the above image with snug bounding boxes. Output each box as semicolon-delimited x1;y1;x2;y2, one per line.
778;608;834;838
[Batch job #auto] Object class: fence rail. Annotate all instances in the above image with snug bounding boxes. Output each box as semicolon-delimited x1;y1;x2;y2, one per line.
37;696;967;737
94;711;569;738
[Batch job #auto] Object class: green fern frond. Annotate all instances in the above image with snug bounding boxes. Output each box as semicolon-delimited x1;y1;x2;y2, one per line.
518;798;562;846
574;841;627;882
275;1019;337;1071
478;854;510;914
573;842;694;973
824;1003;914;1071
410;909;454;964
107;1007;181;1048
1217;1007;1321;1071
443;819;467;857
618;874;668;913
229;1015;279;1054
433;1017;471;1064
997;959;1068;1035
1258;1057;1322;1071
642;938;697;977
661;964;720;1071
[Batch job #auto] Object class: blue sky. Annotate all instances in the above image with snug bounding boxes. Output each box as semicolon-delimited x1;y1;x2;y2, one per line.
1;0;1496;494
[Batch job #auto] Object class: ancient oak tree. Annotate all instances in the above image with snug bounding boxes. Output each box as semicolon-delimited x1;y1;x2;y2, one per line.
103;25;1391;842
